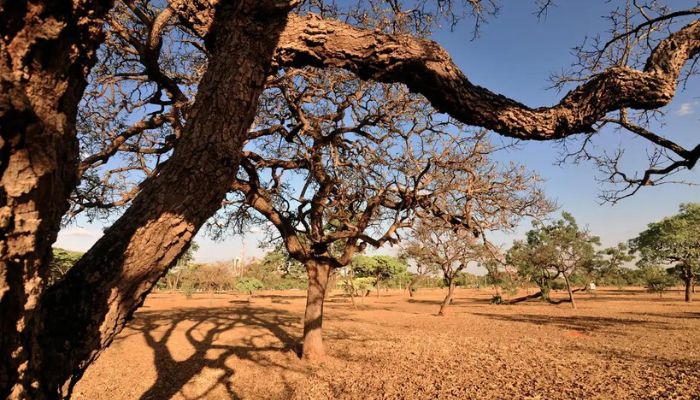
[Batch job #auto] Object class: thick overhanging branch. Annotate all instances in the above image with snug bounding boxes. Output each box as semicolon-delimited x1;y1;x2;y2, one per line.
274;14;700;143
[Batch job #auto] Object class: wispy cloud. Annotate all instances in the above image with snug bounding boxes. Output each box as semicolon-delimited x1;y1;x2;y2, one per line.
60;227;101;238
677;101;697;116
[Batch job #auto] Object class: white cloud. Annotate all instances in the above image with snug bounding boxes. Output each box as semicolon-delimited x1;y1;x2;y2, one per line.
677;102;695;116
55;227;102;252
60;227;101;238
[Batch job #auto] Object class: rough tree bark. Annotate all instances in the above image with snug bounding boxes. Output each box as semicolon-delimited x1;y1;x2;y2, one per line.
302;259;331;361
2;1;296;398
2;2;697;396
275;15;700;147
0;1;113;398
169;6;700;148
438;280;456;316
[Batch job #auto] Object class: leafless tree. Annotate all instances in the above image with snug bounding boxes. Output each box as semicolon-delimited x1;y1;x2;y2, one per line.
402;147;553;315
2;0;699;396
211;67;536;359
408;221;489;315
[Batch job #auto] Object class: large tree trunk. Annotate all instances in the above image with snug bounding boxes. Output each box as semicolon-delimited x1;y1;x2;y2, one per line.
0;1;113;398
438;280;456;316
684;275;693;302
562;273;577;309
302;259;331;361
10;2;293;398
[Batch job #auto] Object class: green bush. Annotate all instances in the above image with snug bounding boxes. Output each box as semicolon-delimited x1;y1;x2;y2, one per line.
266;279;307;290
49;248;83;285
549;280;567;291
341;277;376;297
235;277;264;295
642;267;677;296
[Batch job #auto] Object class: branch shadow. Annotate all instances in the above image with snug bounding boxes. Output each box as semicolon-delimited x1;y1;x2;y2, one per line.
122;305;303;400
625;311;700;320
472;312;672;333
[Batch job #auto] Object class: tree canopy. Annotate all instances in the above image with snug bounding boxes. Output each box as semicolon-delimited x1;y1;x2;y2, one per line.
507;212;601;308
630;203;700;301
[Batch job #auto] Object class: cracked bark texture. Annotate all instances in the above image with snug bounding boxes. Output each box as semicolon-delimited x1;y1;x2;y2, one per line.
0;1;112;398
1;1;697;396
274;14;700;141
3;1;294;398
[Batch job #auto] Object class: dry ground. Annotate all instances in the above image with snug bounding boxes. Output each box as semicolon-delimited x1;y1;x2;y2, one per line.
73;287;700;399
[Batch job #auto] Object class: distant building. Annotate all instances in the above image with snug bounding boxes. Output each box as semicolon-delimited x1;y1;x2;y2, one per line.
231;257;242;277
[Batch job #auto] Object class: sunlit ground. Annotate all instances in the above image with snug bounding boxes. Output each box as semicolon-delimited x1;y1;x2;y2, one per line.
73;288;700;399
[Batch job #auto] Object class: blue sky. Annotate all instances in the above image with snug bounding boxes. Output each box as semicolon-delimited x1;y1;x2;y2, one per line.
56;1;699;264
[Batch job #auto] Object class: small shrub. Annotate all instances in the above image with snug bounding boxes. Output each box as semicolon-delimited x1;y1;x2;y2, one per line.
550;280;567;291
643;267;676;297
341;277;376;297
235;277;264;295
181;281;195;299
490;294;504;304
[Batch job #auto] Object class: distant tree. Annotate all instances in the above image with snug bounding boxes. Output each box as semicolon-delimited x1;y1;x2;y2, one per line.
482;258;520;304
641;266;678;297
261;245;306;281
401;243;439;297
351;255;407;297
405;220;495;315
235;277;265;298
48;248;84;286
507;212;601;308
630;203;700;302
161;242;200;291
340;274;375;308
578;243;634;288
212;76;545;359
194;263;237;292
402;139;552;314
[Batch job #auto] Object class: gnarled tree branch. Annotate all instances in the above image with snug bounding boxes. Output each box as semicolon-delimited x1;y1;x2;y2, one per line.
274;14;699;141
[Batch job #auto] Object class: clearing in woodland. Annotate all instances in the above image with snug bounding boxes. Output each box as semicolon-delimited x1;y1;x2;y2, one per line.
73;288;700;400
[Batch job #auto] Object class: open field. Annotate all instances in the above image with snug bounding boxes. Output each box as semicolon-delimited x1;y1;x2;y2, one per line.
73;288;700;400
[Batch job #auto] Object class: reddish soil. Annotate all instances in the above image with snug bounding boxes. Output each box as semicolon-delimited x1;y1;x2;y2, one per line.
73;288;700;399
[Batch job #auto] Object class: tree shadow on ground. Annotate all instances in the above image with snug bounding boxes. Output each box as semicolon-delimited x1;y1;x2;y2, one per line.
626;311;700;320
123;305;304;400
570;295;680;303
406;297;494;306
473;313;671;333
254;294;307;300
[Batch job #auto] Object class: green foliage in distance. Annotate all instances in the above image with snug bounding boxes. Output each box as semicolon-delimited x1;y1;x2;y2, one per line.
630;203;699;300
352;255;408;292
49;248;84;285
235;277;264;295
507;212;600;299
